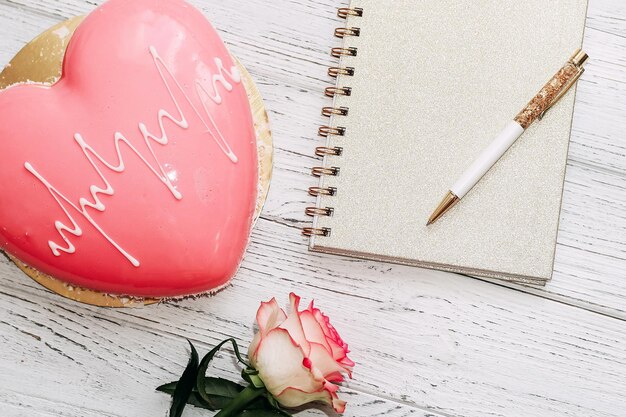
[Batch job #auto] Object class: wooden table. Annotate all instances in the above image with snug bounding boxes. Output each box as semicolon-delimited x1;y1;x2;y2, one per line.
1;0;624;416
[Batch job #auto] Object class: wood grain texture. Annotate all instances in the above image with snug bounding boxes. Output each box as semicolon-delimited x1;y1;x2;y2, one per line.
0;0;625;416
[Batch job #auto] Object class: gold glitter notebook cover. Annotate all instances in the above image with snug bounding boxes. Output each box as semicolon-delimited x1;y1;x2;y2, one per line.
308;0;589;284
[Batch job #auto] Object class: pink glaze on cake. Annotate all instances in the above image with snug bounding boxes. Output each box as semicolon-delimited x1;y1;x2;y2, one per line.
0;0;258;297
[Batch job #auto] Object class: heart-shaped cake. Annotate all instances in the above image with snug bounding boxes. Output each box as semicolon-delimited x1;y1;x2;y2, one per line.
0;0;260;298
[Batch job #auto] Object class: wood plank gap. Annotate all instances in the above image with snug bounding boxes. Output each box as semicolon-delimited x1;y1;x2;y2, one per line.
567;157;626;181
253;217;626;321
340;385;460;417
1;0;67;20
473;274;626;321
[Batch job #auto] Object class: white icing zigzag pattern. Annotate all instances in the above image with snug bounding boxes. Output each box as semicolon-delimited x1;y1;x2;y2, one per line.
24;46;242;267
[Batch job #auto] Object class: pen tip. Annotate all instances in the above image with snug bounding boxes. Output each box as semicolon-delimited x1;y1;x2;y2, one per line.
426;191;460;227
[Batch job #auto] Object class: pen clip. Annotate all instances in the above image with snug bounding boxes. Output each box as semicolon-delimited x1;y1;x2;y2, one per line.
538;67;585;121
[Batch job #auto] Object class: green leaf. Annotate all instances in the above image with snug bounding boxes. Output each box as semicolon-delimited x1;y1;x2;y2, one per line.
160;377;244;411
157;377;242;396
169;340;199;417
203;377;246;409
196;338;250;406
158;377;271;411
156;381;177;393
235;409;292;417
182;392;216;410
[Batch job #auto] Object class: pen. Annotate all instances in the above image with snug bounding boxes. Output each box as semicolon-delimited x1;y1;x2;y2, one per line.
427;49;589;226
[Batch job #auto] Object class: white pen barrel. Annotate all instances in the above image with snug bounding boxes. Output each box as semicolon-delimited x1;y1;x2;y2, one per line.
451;121;525;198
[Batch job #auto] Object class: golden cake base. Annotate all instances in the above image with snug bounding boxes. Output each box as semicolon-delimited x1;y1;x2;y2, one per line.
0;17;273;307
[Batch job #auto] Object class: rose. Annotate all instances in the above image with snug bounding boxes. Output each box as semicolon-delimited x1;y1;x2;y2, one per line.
159;293;354;417
248;293;354;413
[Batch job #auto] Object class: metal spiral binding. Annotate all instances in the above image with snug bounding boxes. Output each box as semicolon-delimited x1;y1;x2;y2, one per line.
309;186;337;196
303;6;363;237
325;86;352;97
306;207;334;217
331;47;358;58
315;146;343;156
328;67;355;77
318;126;346;137
302;227;332;237
322;106;349;117
311;166;340;177
335;27;361;38
337;7;363;18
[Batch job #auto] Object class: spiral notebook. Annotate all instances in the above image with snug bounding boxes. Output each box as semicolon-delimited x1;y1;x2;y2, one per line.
304;0;589;285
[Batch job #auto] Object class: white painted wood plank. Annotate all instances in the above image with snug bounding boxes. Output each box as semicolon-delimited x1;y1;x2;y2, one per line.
570;2;626;174
0;0;625;416
1;217;626;417
0;258;437;417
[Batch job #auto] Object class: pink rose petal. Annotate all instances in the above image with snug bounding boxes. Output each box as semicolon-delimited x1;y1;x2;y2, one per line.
279;293;311;356
274;386;334;409
309;342;349;379
300;310;331;350
256;298;287;334
253;328;321;394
